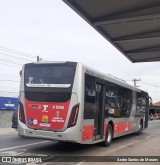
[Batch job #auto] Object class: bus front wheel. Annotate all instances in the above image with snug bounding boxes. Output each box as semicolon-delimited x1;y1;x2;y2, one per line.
136;121;143;135
103;124;113;147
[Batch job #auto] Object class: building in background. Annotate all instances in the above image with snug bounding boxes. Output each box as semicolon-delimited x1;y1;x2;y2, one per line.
149;101;160;120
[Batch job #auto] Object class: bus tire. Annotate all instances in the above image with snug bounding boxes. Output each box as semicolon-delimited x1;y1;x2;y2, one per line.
103;124;113;147
136;120;143;135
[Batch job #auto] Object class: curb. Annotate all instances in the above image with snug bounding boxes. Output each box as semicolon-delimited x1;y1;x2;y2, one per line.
0;128;17;135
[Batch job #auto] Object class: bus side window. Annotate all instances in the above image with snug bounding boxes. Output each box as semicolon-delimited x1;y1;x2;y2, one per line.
84;74;96;119
105;83;121;117
137;92;146;113
119;88;132;116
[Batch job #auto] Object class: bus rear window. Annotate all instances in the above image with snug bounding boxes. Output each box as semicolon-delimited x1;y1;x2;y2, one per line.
25;65;75;88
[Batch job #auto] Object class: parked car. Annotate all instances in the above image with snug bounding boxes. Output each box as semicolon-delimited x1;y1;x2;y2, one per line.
12;108;18;129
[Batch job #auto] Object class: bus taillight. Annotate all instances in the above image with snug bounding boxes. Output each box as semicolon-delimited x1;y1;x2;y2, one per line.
67;103;79;128
19;101;26;124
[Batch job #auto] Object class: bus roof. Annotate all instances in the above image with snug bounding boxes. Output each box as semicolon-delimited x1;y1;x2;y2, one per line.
83;63;142;93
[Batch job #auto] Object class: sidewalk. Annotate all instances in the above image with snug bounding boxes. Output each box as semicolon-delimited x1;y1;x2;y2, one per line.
83;133;160;165
0;128;16;135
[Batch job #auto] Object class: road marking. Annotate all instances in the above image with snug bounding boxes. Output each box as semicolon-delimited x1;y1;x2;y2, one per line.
76;162;85;165
146;131;160;139
75;131;160;165
0;140;51;152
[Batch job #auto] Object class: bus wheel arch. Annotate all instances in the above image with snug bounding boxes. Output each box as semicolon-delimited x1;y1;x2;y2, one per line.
103;121;114;147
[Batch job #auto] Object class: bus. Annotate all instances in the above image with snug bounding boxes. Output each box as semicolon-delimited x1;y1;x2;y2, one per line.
18;61;149;146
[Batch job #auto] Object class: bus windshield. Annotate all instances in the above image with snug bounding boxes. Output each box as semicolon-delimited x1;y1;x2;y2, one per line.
25;64;75;88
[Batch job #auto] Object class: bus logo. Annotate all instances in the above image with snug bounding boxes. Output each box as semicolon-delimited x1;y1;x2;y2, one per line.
42;105;48;112
42;115;48;122
30;104;41;109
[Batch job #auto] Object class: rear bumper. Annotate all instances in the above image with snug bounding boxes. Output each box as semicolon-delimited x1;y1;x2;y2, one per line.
18;121;81;143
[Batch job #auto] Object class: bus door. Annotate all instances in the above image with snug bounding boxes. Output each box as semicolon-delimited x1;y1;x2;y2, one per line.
94;81;105;140
144;97;150;128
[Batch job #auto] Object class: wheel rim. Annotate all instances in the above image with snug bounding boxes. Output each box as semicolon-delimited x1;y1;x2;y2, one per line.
107;128;112;143
139;122;142;133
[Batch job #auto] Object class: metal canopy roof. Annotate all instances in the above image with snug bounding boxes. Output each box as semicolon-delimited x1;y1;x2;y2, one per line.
63;0;160;63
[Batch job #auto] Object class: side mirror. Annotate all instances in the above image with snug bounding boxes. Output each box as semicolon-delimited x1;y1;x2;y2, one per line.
19;70;22;77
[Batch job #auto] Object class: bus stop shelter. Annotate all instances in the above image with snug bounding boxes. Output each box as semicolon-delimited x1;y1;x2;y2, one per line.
63;0;160;63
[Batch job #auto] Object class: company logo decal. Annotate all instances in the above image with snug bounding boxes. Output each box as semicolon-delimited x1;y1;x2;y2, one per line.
42;115;48;122
39;122;50;127
29;104;41;109
4;103;15;107
42;105;48;112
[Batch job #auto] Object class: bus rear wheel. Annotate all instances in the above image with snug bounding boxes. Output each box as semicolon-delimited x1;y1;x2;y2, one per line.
103;124;113;147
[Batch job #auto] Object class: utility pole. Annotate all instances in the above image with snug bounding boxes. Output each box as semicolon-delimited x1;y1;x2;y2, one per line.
132;78;141;87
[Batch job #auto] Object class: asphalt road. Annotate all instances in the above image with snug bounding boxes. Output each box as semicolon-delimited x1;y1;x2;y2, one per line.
0;120;159;165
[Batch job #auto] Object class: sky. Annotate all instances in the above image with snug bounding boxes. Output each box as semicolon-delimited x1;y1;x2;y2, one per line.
0;0;160;103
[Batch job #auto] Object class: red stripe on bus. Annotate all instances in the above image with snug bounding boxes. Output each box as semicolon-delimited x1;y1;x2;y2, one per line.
114;121;131;134
82;125;94;141
103;124;107;136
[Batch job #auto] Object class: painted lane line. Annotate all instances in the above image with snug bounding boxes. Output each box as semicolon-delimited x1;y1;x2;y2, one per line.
0;140;51;152
76;161;86;165
146;131;160;139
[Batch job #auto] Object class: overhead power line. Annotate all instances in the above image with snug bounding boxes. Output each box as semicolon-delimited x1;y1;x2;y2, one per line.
0;62;21;68
148;91;160;94
0;91;18;94
127;79;160;89
141;81;160;88
0;45;36;58
0;80;19;82
0;58;22;66
0;52;32;62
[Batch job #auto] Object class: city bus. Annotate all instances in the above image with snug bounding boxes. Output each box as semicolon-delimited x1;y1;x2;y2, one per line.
18;61;149;146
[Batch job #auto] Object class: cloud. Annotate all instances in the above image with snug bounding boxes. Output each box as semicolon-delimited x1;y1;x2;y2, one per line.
0;0;160;101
